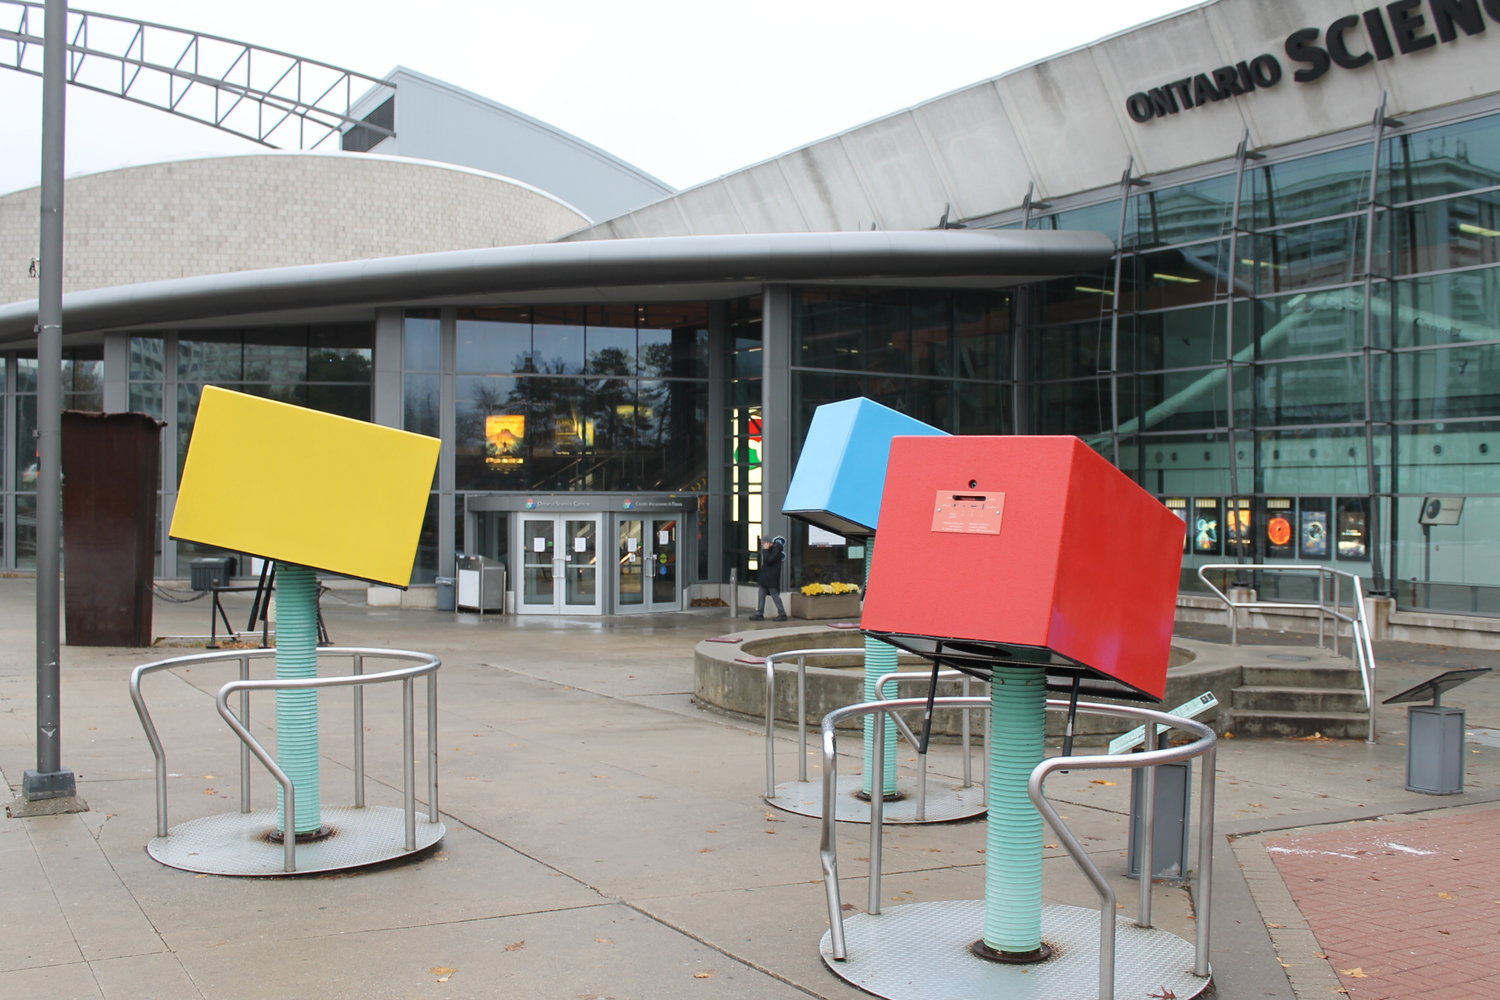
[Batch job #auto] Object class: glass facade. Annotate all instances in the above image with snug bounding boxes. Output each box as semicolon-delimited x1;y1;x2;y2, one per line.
1;101;1496;622
1025;109;1500;615
404;304;712;584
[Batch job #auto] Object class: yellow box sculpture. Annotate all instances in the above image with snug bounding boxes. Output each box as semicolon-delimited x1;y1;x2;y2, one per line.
170;386;440;588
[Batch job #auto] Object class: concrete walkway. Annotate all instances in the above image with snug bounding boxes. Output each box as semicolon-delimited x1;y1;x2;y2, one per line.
1;578;1496;1000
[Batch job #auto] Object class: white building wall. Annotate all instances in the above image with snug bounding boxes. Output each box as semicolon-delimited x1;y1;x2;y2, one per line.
0;152;590;305
571;0;1500;239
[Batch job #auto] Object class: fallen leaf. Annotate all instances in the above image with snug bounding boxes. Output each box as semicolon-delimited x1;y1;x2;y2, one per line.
594;937;614;944
1294;732;1333;741
1223;731;1235;739
1315;952;1328;959
1339;968;1369;978
1439;892;1456;900
1148;988;1177;999
1090;779;1117;786
1438;929;1451;935
201;788;217;796
429;967;457;976
505;941;526;952
1044;844;1060;849
1266;922;1285;928
693;971;714;979
841;903;856;911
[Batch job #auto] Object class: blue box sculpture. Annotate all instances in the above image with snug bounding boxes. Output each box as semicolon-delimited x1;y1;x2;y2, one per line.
783;397;948;537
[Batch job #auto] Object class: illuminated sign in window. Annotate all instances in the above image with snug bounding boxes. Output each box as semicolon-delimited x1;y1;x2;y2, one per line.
485;414;525;466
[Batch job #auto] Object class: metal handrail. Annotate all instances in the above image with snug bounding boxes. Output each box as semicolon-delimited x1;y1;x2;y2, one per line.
874;668;986;820
819;696;1216;1000
762;647;952;798
129;646;441;873
1196;563;1378;743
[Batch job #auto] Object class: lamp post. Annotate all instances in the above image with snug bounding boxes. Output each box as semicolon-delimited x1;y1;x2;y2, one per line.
23;0;77;803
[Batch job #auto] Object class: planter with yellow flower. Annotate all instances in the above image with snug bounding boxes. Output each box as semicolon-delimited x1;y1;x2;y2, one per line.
789;581;862;620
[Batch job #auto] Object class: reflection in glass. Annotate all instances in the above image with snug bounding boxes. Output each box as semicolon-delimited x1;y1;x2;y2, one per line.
456;307;533;373
619;519;643;606
652;518;677;604
564;519;597;605
523;520;554;605
404;311;441;371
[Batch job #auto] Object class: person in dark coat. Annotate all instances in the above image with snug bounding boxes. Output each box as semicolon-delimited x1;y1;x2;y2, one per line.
749;535;787;621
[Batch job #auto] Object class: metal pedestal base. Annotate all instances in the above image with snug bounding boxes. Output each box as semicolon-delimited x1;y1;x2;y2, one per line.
767;773;985;824
819;900;1210;1000
147;805;445;876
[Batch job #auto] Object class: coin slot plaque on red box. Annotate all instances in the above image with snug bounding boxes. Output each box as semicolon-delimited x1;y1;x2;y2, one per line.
931;492;1004;534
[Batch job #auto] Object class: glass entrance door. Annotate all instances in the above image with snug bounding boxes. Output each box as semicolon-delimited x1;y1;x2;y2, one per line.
516;514;602;614
614;515;680;613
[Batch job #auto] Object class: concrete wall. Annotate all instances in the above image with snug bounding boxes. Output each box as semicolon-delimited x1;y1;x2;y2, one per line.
0;152;589;305
573;0;1500;239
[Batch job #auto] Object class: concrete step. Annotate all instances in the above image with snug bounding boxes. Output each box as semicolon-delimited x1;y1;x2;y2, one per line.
1239;663;1365;689
1232;684;1370;714
1227;709;1370;740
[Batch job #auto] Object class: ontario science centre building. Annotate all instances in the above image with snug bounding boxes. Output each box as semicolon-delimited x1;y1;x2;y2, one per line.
2;0;1499;641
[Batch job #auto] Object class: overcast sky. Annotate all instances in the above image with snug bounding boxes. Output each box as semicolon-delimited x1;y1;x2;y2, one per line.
0;0;1200;196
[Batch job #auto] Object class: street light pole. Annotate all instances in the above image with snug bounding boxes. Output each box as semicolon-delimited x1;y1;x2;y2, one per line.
23;0;76;803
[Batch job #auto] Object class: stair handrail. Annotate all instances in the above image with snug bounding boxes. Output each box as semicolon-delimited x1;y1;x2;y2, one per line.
1196;563;1377;743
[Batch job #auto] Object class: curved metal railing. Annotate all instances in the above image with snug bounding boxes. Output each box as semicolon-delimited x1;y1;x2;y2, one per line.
818;696;1216;1000
130;646;440;873
762;648;982;806
1197;563;1377;742
873;668;986;819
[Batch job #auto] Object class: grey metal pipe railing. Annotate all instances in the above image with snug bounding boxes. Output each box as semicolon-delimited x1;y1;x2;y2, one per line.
763;648;958;801
875;668;986;820
1196;563;1378;743
130;646;441;873
820;695;1217;1000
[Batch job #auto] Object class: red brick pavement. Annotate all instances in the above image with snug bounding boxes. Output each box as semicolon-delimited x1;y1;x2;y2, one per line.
1266;806;1500;1000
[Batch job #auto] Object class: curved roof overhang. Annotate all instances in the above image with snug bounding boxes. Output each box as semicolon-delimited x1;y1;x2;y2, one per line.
0;229;1115;342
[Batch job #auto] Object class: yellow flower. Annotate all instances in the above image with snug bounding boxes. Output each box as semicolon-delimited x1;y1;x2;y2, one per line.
799;582;860;596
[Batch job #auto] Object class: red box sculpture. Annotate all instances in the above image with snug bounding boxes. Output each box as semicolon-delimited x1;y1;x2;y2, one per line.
861;436;1185;701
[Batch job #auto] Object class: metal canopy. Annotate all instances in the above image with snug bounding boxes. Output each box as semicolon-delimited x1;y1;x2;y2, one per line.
0;228;1116;341
0;1;393;151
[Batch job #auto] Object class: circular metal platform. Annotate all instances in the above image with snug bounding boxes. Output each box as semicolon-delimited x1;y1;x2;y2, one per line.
147;805;445;876
766;773;985;824
820;900;1211;1000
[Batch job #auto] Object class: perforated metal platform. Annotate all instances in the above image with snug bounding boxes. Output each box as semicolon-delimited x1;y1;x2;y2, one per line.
767;773;985;824
147;805;445;876
820;900;1211;1000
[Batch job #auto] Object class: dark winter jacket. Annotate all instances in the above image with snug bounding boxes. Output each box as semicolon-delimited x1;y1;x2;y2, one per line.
758;539;785;587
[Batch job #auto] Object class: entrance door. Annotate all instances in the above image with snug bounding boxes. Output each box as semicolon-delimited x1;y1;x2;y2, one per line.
614;515;680;613
516;514;603;614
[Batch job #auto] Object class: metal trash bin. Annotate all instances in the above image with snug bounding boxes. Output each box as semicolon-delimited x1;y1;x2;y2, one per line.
190;556;236;591
434;576;456;612
456;555;505;612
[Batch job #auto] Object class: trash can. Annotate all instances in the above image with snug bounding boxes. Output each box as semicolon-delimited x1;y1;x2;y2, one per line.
434;576;455;612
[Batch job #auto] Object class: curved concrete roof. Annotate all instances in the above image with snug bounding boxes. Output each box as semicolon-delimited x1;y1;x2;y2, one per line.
0;229;1114;341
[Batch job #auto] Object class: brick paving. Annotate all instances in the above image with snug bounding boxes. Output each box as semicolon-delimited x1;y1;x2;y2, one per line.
1266;807;1500;1000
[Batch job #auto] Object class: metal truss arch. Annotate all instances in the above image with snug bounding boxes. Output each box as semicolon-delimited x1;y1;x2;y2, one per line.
1;1;393;151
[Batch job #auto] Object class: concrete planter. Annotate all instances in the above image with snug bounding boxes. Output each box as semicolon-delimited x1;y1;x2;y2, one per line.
790;592;861;620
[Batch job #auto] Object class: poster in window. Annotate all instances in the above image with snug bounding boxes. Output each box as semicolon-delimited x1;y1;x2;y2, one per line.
1226;499;1253;556
484;414;526;467
1336;498;1369;561
1299;498;1330;559
1192;498;1221;555
1163;498;1190;553
1263;498;1295;558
